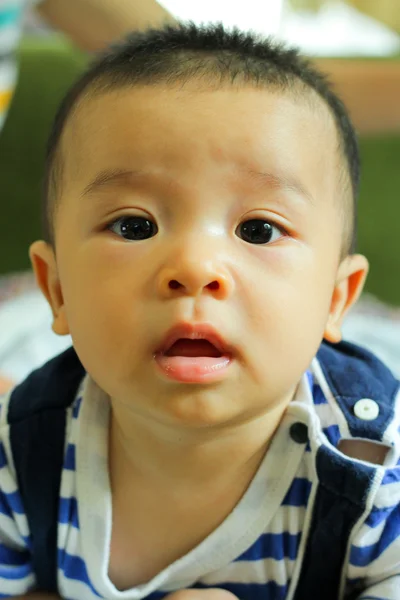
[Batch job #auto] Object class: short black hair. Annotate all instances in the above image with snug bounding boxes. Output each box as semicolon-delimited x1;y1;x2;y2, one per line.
43;22;359;254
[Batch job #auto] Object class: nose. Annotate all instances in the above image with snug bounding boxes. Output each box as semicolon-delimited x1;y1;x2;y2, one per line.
156;247;234;300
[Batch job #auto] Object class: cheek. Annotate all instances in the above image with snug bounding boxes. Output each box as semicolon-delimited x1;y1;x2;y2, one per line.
241;246;335;366
57;241;148;356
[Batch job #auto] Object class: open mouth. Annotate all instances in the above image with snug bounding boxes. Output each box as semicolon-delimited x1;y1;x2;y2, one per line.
155;326;233;383
164;338;223;358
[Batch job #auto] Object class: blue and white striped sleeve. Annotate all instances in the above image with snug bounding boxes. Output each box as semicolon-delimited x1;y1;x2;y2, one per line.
346;467;400;600
0;392;36;597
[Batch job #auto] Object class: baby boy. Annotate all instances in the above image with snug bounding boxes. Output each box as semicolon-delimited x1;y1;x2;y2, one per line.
1;22;399;600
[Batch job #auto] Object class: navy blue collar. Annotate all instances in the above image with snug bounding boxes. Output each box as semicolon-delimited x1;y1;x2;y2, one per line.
317;340;399;440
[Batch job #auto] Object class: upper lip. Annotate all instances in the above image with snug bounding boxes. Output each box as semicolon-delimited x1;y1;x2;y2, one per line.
155;323;234;356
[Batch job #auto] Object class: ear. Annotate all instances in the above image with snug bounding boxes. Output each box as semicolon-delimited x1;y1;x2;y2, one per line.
29;240;70;336
324;253;369;344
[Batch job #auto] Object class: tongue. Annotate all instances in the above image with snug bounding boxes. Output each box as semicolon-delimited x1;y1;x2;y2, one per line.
166;339;221;358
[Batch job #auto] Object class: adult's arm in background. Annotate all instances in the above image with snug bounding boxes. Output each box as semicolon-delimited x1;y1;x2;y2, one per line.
35;0;176;52
36;0;400;134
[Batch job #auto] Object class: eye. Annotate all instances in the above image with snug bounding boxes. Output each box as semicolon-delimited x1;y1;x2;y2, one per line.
237;219;285;245
108;216;158;241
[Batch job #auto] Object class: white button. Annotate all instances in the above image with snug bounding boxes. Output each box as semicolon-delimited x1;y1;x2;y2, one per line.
354;399;379;421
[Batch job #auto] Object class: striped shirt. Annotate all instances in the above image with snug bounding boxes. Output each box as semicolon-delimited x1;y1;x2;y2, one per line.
0;357;400;599
0;0;42;131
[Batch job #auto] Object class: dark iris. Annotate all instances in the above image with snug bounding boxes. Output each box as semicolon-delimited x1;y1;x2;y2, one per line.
239;220;274;244
114;217;157;240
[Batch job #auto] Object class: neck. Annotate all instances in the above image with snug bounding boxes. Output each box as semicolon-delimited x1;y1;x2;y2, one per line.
108;400;290;496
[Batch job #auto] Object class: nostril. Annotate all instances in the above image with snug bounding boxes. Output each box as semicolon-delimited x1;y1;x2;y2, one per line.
168;279;221;291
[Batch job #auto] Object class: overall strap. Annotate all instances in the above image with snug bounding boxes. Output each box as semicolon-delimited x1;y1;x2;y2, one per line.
8;347;85;593
293;445;375;600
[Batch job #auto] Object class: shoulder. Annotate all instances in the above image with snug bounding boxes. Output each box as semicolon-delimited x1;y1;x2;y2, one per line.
312;340;400;444
7;346;85;422
0;348;86;590
316;340;399;399
0;346;85;535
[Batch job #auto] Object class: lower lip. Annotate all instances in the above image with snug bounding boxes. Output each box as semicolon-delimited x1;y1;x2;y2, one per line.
155;354;232;383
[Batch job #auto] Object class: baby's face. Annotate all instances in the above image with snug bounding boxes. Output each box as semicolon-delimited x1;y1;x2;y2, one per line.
42;85;361;427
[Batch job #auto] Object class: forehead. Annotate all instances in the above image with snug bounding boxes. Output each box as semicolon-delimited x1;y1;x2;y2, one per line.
61;84;338;203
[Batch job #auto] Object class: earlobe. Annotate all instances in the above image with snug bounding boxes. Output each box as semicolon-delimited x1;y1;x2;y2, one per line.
29;240;70;336
324;254;369;344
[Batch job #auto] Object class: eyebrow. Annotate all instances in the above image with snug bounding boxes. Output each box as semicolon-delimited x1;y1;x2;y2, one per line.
81;167;314;205
245;169;315;205
81;169;143;197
